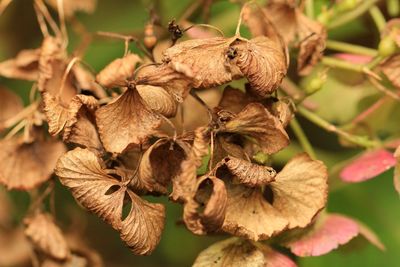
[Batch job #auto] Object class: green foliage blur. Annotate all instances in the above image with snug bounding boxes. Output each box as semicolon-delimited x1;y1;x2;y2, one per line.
0;0;399;266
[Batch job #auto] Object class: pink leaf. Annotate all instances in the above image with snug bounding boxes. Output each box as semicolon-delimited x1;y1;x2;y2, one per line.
394;146;400;196
334;53;373;64
340;149;396;183
265;248;298;267
287;214;358;257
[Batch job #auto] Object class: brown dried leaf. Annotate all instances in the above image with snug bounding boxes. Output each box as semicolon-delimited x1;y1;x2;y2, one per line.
230;37;287;97
137;85;178;117
73;64;107;99
224;156;276;187
0;86;23;131
222;183;288;240
46;0;97;17
183;175;227;235
170;127;210;202
380;54;400;90
95;87;162;154
96;54;141;88
218;86;255;114
272;153;328;229
193;237;297;267
220;103;289;154
55;148;165;255
24;213;70;260
0;49;40;81
136;139;188;194
0;136;66;190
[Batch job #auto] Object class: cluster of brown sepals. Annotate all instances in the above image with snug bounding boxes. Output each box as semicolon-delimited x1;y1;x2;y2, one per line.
0;0;392;266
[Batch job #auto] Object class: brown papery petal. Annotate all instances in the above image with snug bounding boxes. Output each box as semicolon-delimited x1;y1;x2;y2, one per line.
24;213;70;260
380;54;400;90
55;148;125;229
230;37;287;97
0;137;66;190
0;86;23;131
162;37;243;89
218;86;255;114
193;237;297;267
222;103;289;154
222;183;288;240
0;49;40;81
137;139;187;194
55;148;165;255
137;85;178;117
224;156;276;187
297;13;327;75
96;54;141;88
183;175;227;235
119;191;165;255
73;64;107;99
95;87;162;154
272;153;328;229
170;127;210;202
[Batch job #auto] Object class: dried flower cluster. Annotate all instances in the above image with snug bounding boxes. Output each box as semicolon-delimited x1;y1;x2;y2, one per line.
1;0;399;266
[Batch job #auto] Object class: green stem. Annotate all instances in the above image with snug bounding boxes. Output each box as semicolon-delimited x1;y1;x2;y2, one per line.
366;55;384;69
328;0;380;29
321;57;364;72
369;5;386;32
290;118;317;159
387;0;400;17
305;0;314;19
297;106;379;148
326;40;378;57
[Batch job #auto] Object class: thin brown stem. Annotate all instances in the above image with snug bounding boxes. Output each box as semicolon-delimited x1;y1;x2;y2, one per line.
58;57;80;99
368;76;400;101
35;0;62;37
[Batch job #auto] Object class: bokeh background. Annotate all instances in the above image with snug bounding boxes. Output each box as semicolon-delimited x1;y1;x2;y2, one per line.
0;0;399;266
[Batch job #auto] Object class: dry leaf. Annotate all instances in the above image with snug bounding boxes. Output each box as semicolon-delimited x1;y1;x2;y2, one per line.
0;86;24;131
340;149;396;183
24;213;70;260
284;213;385;256
0;136;66;190
183;175;227;235
96;54;142;88
229;37;287;97
218;86;255;114
271;153;328;229
55;148;165;255
0;48;40;81
73;64;107;99
170;127;210;202
95;87;162;154
136;139;187;194
219;103;289;154
46;0;97;17
224;156;276;187
380;54;400;90
193;237;297;267
137;85;178;117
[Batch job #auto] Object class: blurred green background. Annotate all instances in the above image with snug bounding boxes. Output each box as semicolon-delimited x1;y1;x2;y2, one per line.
0;0;399;266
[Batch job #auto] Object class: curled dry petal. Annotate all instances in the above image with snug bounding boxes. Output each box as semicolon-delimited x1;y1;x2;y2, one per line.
272;153;328;229
193;238;297;267
96;54;141;88
183;175;227;235
340;149;397;183
95;87;162;154
285;213;385;256
224;156;276;187
380;54;400;90
55;148;165;255
170;127;210;202
0;49;40;81
137;85;178;117
221;103;289;154
0;86;24;131
230;37;287;97
136;139;187;194
222;184;288;240
24;213;70;260
218;86;255;114
0;136;66;190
